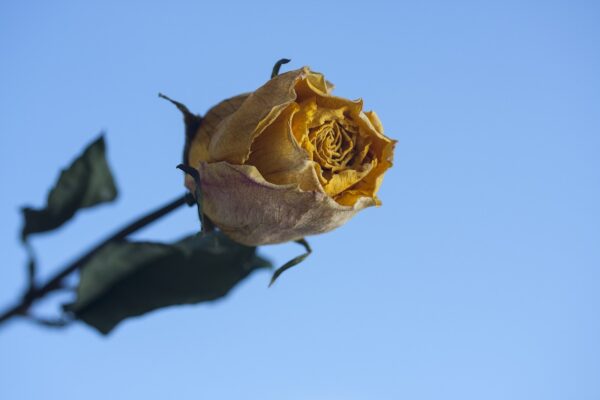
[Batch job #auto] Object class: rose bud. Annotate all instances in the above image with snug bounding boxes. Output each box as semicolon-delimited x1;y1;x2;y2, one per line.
179;66;395;246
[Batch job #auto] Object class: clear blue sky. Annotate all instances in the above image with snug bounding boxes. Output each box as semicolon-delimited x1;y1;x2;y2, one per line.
1;1;599;399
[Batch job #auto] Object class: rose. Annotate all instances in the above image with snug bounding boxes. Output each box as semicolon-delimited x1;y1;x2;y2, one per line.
184;66;395;246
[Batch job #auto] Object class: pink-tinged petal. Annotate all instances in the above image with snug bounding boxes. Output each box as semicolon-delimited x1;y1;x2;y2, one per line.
197;161;375;246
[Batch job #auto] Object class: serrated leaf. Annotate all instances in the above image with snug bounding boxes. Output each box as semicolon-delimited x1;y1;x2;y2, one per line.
21;135;118;240
65;232;271;334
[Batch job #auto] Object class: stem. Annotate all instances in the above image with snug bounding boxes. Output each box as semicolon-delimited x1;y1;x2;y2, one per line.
0;193;193;327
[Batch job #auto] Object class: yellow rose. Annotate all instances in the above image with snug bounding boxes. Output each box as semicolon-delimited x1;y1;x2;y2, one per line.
184;66;395;246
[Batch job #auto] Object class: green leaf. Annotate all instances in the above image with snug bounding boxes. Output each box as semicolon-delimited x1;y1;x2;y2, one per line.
21;135;118;240
65;232;271;334
269;238;312;287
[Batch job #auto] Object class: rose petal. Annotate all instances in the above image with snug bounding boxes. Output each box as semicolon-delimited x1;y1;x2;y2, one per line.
323;160;376;197
364;110;384;134
207;67;328;164
344;110;396;202
246;103;322;192
294;70;330;99
187;93;249;168
197;161;375;246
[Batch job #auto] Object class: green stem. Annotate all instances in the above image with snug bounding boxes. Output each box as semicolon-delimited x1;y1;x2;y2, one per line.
0;193;193;327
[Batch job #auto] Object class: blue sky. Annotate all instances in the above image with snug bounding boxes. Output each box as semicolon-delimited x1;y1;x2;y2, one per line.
1;1;599;399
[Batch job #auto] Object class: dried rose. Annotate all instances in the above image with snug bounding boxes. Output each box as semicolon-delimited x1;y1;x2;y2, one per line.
183;66;395;246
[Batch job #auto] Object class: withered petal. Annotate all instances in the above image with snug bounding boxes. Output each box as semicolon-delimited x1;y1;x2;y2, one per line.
207;67;328;165
197;161;375;246
246;103;321;191
187;93;250;168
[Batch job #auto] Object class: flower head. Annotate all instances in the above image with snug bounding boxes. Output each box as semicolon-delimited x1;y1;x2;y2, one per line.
184;67;395;246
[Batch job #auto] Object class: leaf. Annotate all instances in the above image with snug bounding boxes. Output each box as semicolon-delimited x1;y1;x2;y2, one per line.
269;238;312;287
21;135;118;240
65;231;271;334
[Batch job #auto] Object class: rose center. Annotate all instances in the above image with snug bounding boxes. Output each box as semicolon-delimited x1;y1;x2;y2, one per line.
308;120;357;174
